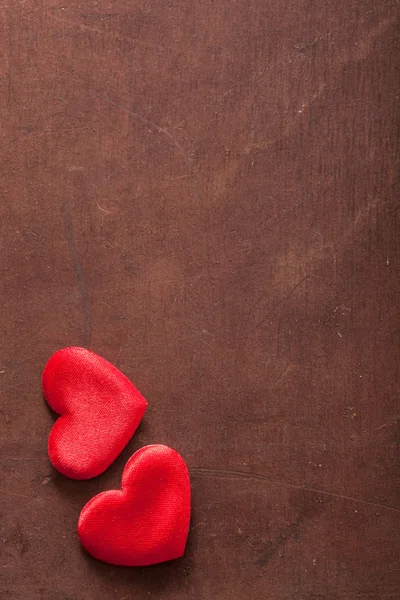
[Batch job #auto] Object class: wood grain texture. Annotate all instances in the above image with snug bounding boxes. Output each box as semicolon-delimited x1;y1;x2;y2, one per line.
0;1;399;598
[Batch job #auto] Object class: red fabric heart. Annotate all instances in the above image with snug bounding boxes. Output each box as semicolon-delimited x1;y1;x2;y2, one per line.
42;347;147;480
78;445;191;566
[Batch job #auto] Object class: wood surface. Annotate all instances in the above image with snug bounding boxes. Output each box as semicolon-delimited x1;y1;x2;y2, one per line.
0;1;399;599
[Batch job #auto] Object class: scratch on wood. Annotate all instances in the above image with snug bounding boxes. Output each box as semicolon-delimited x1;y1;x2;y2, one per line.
101;96;201;203
60;196;92;347
96;202;114;215
0;489;28;499
190;467;400;514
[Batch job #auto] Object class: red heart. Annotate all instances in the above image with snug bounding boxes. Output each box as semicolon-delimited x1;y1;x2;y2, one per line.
42;347;147;480
78;445;191;566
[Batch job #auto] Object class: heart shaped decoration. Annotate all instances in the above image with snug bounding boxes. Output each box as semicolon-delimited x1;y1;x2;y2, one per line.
43;347;147;480
78;445;191;566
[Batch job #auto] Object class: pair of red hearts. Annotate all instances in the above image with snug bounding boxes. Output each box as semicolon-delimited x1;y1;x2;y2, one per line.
42;347;191;567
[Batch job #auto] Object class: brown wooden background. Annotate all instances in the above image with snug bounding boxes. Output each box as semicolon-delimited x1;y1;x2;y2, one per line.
0;1;399;599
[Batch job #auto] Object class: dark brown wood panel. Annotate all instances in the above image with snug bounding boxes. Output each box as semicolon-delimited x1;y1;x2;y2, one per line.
0;1;399;598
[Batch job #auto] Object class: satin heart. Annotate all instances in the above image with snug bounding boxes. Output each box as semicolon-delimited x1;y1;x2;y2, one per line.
78;445;191;566
42;347;147;480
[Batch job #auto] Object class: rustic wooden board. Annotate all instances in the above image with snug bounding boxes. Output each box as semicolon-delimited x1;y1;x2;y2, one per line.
0;1;399;598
